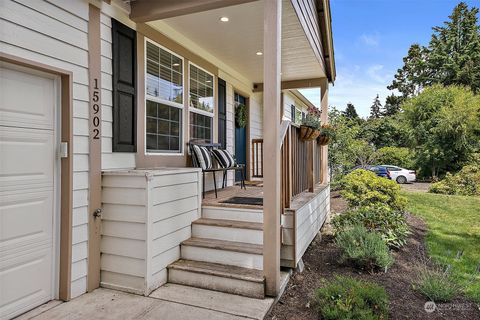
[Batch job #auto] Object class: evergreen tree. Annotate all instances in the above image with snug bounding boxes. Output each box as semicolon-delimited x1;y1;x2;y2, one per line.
343;102;359;119
389;2;480;95
429;2;480;92
387;44;431;97
369;94;382;119
382;94;403;116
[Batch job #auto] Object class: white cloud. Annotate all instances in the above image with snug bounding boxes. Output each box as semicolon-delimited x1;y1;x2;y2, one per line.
359;33;380;47
299;64;396;118
366;64;392;83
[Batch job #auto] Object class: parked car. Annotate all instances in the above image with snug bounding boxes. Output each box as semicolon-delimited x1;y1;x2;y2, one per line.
381;165;416;184
369;165;392;179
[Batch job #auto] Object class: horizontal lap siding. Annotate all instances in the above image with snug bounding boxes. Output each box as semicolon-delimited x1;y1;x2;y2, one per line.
100;170;201;295
101;175;148;294
99;13;136;170
0;0;90;298
295;186;330;263
148;172;201;291
280;186;330;267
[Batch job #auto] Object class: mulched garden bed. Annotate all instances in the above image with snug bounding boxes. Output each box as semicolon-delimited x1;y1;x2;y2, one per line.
266;194;480;320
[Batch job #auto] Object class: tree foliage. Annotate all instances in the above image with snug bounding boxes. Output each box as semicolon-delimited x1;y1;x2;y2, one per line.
382;94;404;116
402;85;480;177
369;94;383;119
343;102;359;120
389;2;480;96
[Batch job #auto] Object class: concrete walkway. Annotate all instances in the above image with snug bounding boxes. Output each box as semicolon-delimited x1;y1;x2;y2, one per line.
18;285;275;320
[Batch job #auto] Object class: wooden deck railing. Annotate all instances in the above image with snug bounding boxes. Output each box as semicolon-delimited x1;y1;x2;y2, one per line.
251;139;264;178
280;123;323;209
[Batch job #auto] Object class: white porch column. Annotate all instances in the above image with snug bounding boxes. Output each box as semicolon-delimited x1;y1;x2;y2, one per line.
320;78;329;183
263;0;282;296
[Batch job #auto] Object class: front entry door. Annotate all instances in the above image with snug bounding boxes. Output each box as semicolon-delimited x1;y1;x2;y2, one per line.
234;93;247;182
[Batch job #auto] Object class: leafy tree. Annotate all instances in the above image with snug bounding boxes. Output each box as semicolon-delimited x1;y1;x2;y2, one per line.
369;94;383;119
388;44;432;97
375;146;415;169
428;2;480;93
402;85;480;178
389;2;480;96
382;94;404;116
343;102;359;120
360;116;410;149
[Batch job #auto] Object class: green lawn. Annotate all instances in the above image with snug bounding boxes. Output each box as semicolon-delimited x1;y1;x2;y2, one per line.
403;191;480;303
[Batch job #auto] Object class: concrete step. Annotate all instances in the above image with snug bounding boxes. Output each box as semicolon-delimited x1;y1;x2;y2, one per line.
181;237;263;270
167;259;265;299
202;206;263;223
192;218;263;245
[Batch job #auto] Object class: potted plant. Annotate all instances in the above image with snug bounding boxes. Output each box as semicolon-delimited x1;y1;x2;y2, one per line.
318;124;335;145
300;106;321;141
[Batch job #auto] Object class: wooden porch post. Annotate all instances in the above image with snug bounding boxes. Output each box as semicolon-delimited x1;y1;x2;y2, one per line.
263;0;282;296
320;78;329;183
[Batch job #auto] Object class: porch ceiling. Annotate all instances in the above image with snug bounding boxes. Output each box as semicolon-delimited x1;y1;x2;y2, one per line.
147;0;325;84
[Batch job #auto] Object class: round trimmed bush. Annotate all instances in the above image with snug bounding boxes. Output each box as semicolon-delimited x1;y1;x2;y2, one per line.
341;169;407;211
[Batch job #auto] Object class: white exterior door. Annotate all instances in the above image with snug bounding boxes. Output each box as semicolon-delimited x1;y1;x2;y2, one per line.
0;64;59;319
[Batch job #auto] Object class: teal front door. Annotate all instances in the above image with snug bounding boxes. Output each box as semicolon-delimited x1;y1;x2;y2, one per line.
234;93;247;182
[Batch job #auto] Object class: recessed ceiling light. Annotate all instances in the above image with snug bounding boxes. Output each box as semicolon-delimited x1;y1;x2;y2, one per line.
256;51;263;56
220;17;229;22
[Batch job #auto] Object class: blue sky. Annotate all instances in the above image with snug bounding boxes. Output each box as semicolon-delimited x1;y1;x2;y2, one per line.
300;0;479;117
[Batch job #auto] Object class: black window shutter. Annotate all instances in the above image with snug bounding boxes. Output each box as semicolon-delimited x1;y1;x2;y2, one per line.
112;19;137;152
218;78;227;149
291;105;296;122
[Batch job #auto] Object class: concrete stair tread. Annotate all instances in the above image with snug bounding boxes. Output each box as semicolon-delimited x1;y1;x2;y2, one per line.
168;259;264;283
193;218;263;230
182;237;263;255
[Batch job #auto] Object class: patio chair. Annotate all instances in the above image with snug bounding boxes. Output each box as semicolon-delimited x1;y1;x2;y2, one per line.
189;142;246;198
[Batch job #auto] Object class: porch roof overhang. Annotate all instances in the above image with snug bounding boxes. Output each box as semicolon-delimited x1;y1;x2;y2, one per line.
128;0;335;88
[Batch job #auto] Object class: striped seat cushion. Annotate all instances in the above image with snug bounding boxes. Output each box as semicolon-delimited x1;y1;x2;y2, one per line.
212;149;236;168
191;145;212;170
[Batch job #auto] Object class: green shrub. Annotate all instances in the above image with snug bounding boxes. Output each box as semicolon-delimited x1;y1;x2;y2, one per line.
315;275;389;320
415;266;461;302
376;146;415;170
429;165;480;196
332;204;410;249
341;169;407;211
335;224;394;271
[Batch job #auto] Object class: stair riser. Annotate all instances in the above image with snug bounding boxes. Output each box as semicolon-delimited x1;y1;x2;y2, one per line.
192;225;263;245
181;245;263;270
202;207;263;223
168;269;265;299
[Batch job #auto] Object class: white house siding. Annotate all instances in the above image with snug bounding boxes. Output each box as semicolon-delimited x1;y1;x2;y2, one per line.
282;91;311;123
281;185;330;267
0;0;90;298
100;169;202;295
99;12;136;170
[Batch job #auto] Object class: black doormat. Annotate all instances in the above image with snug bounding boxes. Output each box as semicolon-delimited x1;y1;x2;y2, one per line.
220;196;263;206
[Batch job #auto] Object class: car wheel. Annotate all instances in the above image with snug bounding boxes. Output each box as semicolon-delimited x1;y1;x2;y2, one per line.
396;176;407;184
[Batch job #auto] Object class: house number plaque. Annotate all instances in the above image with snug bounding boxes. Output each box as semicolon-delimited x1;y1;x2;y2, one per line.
91;78;100;139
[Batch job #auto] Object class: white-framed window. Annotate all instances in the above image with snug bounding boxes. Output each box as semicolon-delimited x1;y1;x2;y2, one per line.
189;62;214;143
145;38;184;153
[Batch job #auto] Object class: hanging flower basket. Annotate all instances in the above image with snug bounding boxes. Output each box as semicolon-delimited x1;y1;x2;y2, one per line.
317;135;331;145
300;125;320;141
317;124;335;145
